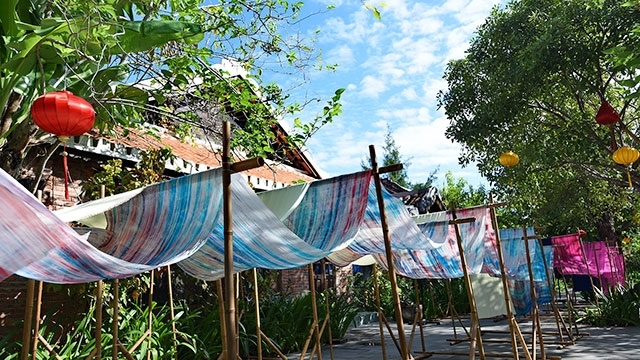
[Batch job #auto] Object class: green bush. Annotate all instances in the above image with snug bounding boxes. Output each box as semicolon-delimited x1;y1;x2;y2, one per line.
577;284;640;327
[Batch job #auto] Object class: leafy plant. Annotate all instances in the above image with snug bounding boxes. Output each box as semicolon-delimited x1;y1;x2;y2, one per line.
577;284;640;327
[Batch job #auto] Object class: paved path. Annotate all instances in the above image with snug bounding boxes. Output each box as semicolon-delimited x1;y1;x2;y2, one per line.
286;316;640;359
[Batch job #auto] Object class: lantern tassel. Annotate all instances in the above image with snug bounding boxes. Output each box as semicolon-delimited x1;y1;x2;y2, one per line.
63;144;69;200
627;168;633;188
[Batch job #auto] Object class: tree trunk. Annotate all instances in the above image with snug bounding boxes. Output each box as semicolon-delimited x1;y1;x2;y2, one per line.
595;212;617;243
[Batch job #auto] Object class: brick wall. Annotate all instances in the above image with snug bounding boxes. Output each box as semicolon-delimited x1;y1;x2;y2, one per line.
0;276;86;339
279;267;310;296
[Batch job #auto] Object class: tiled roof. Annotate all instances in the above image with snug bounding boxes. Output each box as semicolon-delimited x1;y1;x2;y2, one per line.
70;126;316;190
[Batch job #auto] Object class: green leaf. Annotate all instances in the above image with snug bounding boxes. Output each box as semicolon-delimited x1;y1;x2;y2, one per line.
116;20;204;53
0;0;19;36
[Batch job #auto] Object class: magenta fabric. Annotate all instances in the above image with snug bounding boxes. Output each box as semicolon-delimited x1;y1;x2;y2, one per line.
552;234;625;292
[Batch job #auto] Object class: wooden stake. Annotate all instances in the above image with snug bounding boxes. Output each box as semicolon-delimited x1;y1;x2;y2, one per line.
521;227;545;360
369;145;409;360
488;195;520;360
373;264;388;360
21;279;35;360
222;121;237;360
449;203;484;360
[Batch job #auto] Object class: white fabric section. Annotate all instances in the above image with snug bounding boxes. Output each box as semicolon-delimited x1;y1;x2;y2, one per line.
352;254;377;266
53;187;144;228
471;274;510;319
257;182;310;221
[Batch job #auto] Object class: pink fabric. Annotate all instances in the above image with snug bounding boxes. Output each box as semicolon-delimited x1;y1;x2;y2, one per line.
552;234;625;292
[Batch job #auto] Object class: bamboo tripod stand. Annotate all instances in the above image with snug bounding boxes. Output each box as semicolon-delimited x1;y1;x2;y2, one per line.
422;200;560;359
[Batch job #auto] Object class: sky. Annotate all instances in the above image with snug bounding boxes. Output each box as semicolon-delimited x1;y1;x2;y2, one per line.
272;0;506;188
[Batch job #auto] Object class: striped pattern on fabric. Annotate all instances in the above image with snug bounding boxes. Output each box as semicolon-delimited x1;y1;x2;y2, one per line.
0;169;70;281
283;171;372;251
177;173;343;281
375;206;492;279
15;169;224;284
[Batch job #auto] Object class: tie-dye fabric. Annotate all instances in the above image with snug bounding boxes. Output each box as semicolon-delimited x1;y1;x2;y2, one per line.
372;206;494;279
15;169;224;283
499;228;554;315
178;174;337;280
282;171;372;251
0;169;73;281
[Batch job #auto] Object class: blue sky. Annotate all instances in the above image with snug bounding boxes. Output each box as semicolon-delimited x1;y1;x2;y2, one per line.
271;0;506;188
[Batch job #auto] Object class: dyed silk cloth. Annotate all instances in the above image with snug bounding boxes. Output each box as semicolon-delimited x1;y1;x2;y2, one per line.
0;168;74;281
281;171;371;251
178;173;344;280
14;169;224;283
375;206;494;279
553;234;625;292
500;228;554;316
326;178;439;265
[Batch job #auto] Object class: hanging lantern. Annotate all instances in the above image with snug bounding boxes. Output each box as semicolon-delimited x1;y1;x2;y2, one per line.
499;151;520;167
612;146;640;188
30;91;95;200
623;237;631;244
596;101;620;125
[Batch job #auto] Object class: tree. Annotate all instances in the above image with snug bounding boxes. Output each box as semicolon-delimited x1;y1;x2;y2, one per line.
439;171;487;209
0;0;343;188
438;0;640;239
381;123;412;188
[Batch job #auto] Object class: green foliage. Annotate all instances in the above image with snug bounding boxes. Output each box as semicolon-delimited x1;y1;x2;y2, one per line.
0;295;198;359
381;123;412;188
82;147;175;200
438;0;640;238
1;0;344;183
577;284;640;327
439;171;487;209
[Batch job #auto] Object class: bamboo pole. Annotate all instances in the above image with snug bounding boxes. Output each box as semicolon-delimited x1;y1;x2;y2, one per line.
21;279;35;360
521;228;545;360
449;205;484;360
147;270;155;360
310;264;323;360
31;190;45;360
321;259;335;360
167;266;178;360
31;280;43;360
488;195;524;360
95;280;103;359
112;279;120;359
369;145;409;360
93;185;106;360
253;269;263;360
373;264;388;360
222;121;237;360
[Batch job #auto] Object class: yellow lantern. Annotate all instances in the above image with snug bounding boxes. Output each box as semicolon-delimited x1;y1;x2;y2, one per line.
613;146;640;187
499;151;520;167
623;236;631;244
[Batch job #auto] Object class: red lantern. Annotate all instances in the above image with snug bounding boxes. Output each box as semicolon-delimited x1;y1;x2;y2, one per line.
30;91;95;200
595;101;619;125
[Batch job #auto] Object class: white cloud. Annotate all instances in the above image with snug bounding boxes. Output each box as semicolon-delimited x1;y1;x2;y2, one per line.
358;75;388;98
297;0;503;187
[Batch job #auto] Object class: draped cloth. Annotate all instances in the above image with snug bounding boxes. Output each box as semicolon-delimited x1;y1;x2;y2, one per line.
553;234;625;293
499;228;554;316
178;173;345;280
14;169;224;283
373;206;494;279
326;178;439;265
0;168;73;281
